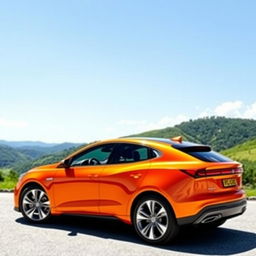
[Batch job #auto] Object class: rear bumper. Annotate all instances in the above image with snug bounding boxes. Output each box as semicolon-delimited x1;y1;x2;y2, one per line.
177;198;247;225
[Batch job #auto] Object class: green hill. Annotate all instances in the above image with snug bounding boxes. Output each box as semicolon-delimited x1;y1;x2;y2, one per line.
0;142;83;167
14;142;82;159
0;145;30;167
221;139;256;188
12;144;86;174
0;140;57;148
132;117;256;151
176;117;256;151
128;127;199;143
221;138;256;162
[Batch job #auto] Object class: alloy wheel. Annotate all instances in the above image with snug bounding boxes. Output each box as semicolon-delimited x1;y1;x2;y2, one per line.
22;188;50;221
135;200;168;240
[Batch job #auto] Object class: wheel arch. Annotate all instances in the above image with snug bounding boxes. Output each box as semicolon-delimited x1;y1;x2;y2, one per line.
130;190;176;223
18;181;47;210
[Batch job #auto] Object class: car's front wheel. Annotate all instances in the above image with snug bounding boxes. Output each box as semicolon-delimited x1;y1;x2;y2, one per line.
20;186;51;223
133;195;179;244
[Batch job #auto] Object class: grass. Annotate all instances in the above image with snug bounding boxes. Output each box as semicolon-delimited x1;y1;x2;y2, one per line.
0;179;17;189
221;138;256;162
0;168;18;190
245;187;256;197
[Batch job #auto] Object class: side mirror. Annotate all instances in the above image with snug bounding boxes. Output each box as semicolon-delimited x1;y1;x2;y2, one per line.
58;159;71;168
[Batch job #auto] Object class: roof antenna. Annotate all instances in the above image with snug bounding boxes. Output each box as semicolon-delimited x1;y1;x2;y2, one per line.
171;136;182;143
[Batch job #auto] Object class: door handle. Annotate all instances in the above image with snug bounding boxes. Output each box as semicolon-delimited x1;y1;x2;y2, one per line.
130;173;142;179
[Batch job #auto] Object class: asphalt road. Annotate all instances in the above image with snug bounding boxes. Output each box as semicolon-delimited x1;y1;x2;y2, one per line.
0;193;255;256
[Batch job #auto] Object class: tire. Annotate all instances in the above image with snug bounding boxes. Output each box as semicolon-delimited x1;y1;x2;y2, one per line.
20;185;51;223
132;195;179;245
196;219;226;230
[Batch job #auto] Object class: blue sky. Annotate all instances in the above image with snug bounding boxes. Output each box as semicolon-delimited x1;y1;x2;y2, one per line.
0;0;256;143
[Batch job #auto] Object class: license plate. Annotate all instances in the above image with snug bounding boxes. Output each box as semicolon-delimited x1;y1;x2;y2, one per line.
222;178;237;187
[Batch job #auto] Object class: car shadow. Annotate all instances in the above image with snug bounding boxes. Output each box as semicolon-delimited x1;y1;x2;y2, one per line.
16;215;256;255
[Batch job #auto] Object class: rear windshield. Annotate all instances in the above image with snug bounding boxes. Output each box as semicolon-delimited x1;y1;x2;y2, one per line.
187;151;232;162
174;146;232;162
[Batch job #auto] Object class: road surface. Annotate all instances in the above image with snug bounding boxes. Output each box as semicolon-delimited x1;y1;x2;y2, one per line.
0;193;255;256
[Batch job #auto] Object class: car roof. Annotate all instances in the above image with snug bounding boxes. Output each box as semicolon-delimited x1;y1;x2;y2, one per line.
101;137;209;149
67;137;211;160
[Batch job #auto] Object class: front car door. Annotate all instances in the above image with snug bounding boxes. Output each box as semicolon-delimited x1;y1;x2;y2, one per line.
52;143;115;214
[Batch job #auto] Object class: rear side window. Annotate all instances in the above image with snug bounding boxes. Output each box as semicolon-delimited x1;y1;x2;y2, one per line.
187;151;232;162
111;143;158;164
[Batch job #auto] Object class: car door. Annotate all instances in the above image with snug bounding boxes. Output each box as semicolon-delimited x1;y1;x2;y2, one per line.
52;143;115;214
99;143;154;217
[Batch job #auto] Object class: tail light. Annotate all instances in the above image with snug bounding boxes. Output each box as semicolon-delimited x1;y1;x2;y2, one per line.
181;167;243;178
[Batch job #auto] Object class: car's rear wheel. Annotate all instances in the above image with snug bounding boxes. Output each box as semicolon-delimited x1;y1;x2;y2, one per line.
20;186;51;223
133;195;179;244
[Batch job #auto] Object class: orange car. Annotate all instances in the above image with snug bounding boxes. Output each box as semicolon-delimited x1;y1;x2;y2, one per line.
14;137;246;244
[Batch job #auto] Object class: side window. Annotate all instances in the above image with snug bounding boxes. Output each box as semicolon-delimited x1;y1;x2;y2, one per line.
70;144;115;166
111;143;156;164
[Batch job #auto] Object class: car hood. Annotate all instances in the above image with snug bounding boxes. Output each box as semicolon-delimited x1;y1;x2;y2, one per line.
28;163;59;173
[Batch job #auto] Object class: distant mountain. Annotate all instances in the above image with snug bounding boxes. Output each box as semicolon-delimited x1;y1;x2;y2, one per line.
0;140;83;167
0;140;57;148
131;117;256;151
0;145;30;167
13;144;86;174
48;143;82;153
17;148;45;159
16;142;82;159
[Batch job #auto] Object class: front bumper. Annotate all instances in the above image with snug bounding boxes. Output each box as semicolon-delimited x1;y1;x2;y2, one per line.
177;199;247;225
